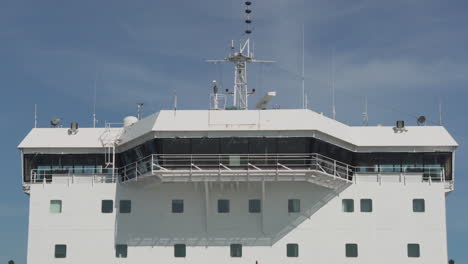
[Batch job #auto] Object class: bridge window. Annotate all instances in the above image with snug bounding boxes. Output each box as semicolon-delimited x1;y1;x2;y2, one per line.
161;138;190;154
248;138;277;154
23;138;454;183
220;138;249;154
402;153;423;173
379;153;402;172
354;152;452;180
50;200;62;214
191;138;220;154
23;154;106;182
278;138;309;153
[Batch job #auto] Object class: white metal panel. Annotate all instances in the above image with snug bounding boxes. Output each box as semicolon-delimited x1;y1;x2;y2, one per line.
124;109;457;149
18;109;458;152
27;179;448;264
18;128;122;149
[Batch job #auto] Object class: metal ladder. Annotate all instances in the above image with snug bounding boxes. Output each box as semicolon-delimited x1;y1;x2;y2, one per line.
99;123;123;175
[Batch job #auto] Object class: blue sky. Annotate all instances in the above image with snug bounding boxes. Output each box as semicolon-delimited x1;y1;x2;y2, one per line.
1;0;467;262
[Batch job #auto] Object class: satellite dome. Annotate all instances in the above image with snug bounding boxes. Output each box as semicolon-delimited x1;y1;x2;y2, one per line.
123;116;138;127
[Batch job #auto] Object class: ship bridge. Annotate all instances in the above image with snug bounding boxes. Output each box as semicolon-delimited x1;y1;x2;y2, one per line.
18;109;458;193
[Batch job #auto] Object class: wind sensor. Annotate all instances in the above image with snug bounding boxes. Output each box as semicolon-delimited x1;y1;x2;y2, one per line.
207;1;273;110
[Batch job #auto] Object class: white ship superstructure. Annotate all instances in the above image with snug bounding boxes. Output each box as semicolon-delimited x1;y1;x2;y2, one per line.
19;109;458;264
18;2;458;264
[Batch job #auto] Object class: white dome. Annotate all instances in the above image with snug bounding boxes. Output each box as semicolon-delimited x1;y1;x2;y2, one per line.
123;116;138;127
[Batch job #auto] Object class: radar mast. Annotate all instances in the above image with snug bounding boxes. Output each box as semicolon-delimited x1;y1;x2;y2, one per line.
207;1;273;110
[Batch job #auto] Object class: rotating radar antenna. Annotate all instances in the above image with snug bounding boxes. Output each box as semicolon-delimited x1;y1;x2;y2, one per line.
207;1;274;110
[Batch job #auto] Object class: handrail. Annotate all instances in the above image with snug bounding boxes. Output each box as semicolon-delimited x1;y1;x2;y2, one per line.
30;168;117;184
29;152;448;184
354;166;444;173
118;153;355;182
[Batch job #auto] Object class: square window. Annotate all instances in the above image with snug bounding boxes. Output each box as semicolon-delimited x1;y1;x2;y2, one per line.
101;200;113;213
120;200;131;214
218;199;230;213
174;244;186;257
286;243;299;257
413;199;425;212
342;199;354;212
230;244;242;257
288;199;300;213
249;199;261;213
172;199;184;213
54;244;67;258
345;244;358;258
407;244;420;257
360;199;373;212
50;200;62;214
116;244;127;258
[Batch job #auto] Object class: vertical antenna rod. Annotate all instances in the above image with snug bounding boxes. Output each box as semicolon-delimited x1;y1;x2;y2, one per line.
174;89;178;111
92;69;98;128
305;91;308;109
34;104;38;128
301;23;305;109
439;100;443;125
363;96;369;126
331;48;336;120
207;1;273;110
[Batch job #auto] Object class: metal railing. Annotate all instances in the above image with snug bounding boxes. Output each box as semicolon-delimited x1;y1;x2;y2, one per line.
120;155;155;182
354;166;446;182
30;168;117;184
119;153;355;182
28;153;449;186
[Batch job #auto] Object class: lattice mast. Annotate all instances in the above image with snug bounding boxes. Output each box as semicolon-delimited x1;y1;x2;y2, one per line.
207;1;272;110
